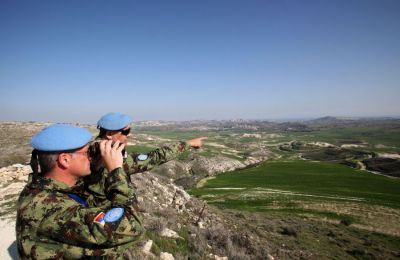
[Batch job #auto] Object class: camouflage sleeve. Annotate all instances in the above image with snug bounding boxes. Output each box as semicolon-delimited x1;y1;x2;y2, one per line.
38;168;143;247
104;166;137;205
124;142;188;174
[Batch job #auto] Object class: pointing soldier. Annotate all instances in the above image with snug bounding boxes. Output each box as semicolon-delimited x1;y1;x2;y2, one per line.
85;112;206;206
16;124;144;259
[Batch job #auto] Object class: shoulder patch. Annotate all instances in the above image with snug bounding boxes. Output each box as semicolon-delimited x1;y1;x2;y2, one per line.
137;154;148;161
104;207;125;223
94;212;105;226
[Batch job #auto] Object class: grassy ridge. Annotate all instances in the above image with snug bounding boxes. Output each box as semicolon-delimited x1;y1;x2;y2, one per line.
289;127;400;152
134;130;216;140
190;161;400;209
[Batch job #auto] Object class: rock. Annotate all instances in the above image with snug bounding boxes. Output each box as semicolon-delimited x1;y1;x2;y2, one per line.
160;228;183;239
150;160;191;179
141;240;153;254
1;182;25;198
197;221;205;229
189;156;245;176
208;253;229;260
160;252;174;260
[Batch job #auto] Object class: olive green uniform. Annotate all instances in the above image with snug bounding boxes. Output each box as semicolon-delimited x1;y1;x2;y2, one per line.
85;142;187;207
16;168;144;259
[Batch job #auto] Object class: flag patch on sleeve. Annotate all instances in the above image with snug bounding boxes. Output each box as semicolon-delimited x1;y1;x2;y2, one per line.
94;212;105;226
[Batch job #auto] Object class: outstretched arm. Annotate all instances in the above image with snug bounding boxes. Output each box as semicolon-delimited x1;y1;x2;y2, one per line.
125;137;207;174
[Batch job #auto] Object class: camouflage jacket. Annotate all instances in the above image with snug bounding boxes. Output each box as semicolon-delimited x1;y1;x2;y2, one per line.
16;168;144;259
85;142;188;206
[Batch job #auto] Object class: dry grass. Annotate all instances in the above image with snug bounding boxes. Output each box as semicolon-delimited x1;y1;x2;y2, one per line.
297;200;400;236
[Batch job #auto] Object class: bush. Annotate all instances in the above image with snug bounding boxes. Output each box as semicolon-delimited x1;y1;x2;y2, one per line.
279;227;297;237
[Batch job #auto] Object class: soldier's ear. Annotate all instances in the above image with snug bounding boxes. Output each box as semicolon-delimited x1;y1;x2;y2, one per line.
57;153;71;169
105;130;116;140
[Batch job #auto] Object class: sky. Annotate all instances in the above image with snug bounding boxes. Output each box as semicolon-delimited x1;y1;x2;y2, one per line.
1;0;399;123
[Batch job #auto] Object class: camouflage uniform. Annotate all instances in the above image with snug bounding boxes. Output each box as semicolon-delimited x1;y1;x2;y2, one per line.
85;142;188;206
16;167;144;259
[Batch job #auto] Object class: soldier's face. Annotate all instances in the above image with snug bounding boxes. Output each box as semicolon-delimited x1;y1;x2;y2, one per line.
69;145;91;177
108;126;131;145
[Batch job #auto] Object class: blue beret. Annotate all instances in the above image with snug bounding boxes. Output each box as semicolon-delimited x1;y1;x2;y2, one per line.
97;112;132;130
31;124;92;152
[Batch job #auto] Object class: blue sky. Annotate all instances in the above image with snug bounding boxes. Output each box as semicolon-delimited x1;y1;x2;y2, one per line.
1;0;399;123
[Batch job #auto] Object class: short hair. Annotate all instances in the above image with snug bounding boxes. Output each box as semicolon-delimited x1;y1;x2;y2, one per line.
30;150;58;175
37;151;59;174
30;148;83;175
97;127;108;138
97;127;120;139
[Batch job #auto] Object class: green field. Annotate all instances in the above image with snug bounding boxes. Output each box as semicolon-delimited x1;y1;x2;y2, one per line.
190;160;400;211
191;156;400;259
125;145;155;154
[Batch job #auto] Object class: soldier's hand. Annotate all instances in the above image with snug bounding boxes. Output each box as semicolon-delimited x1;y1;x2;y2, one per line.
100;140;125;172
187;137;207;149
